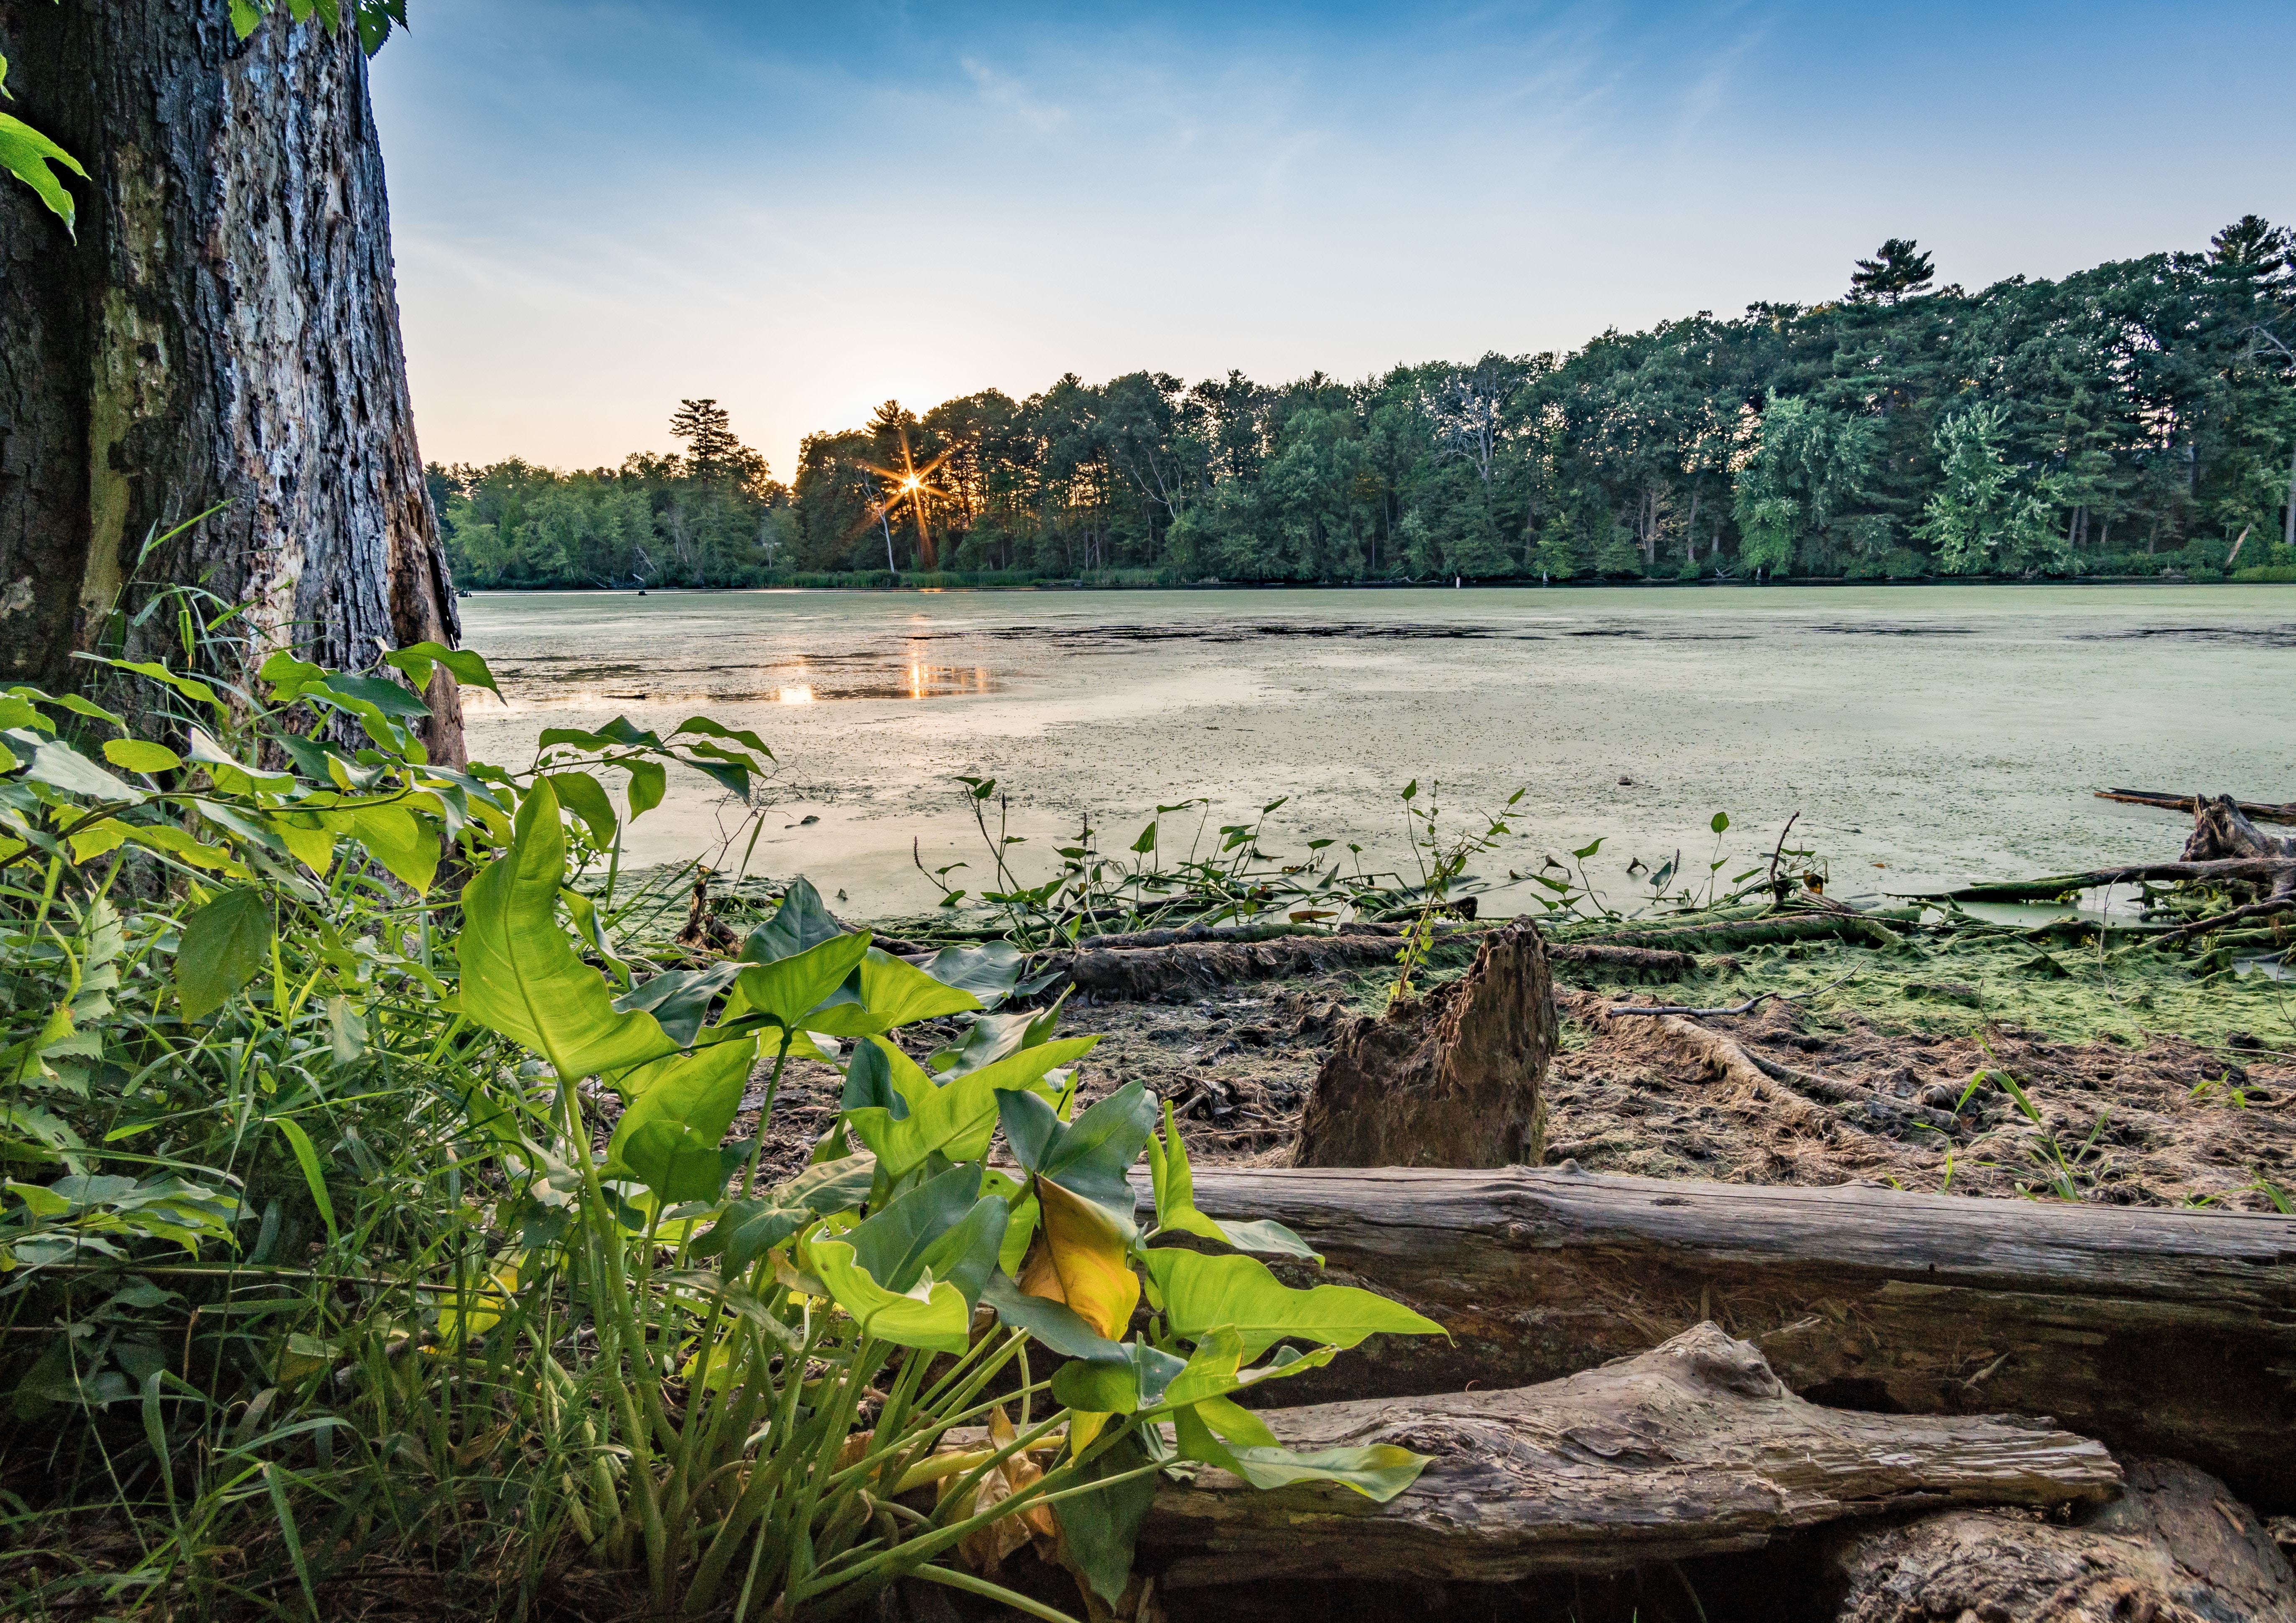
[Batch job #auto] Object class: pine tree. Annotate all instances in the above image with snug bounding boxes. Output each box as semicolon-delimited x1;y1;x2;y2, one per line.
669;398;746;483
1848;239;1937;305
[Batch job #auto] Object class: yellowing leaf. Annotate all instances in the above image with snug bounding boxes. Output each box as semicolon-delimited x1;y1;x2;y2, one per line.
269;813;335;875
1018;1179;1138;1343
103;739;182;774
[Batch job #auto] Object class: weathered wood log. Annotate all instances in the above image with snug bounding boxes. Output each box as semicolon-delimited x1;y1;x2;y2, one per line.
1137;1322;2119;1590
1939;857;2296;903
2097;788;2296;827
1818;1455;2296;1623
1294;920;1554;1169
2185;793;2296;868
1563;913;1907;952
1138;1165;2296;1511
1043;926;1686;1001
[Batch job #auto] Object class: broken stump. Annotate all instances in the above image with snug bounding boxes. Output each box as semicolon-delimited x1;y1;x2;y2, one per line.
1293;917;1554;1169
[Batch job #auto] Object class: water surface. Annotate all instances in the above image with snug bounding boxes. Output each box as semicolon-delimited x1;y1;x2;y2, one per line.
458;585;2294;916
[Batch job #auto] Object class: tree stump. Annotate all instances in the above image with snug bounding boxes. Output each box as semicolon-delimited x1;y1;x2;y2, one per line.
1818;1455;2296;1622
1293;919;1554;1169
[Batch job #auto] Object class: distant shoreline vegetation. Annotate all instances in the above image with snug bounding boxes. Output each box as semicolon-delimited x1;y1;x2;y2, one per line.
431;222;2296;593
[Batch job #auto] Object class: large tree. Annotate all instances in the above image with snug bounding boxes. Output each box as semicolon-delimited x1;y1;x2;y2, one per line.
0;1;464;758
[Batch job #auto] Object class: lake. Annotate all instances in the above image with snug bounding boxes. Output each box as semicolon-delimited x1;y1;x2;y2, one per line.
457;584;2295;918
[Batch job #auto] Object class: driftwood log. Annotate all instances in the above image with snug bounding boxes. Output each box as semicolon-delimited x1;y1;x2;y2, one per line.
1039;928;1689;1001
1137;1323;2118;1590
1294;920;1555;1168
2097;788;2296;827
1563;912;1908;953
1818;1455;2296;1623
1136;1165;2296;1511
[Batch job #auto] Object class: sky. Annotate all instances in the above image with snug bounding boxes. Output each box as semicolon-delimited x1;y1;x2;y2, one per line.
370;0;2296;482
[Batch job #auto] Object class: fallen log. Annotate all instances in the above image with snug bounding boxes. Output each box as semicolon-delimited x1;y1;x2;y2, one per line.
1139;1165;2296;1511
1137;1322;2118;1590
2097;787;2296;827
1295;920;1554;1169
1937;857;2296;903
1042;930;1688;1001
1818;1455;2296;1623
1561;913;1906;953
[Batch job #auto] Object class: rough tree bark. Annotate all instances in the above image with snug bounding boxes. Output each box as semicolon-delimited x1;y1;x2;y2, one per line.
1818;1456;2296;1623
1137;1165;2296;1510
1293;918;1554;1168
0;2;463;759
1137;1323;2118;1590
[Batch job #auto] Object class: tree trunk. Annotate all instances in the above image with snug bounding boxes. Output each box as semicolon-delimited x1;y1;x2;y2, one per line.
1817;1456;2296;1623
0;2;464;759
1137;1322;2119;1591
1138;1165;2296;1511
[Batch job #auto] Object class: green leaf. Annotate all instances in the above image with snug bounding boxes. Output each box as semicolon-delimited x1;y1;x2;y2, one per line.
1048;1337;1186;1415
1052;1430;1162;1606
626;760;665;819
176;889;273;1019
854;948;982;1028
614;961;742;1044
807;1231;971;1353
741;878;845;963
19;737;142;802
726;931;871;1029
456;778;677;1081
1711;811;1730;834
348;804;437;892
846;1164;1008;1309
382;642;501;697
998;1080;1157;1214
544;771;619;846
604;1038;760;1204
319;671;429;720
842;1035;1098;1179
1144;1248;1444;1361
1171;1399;1429;1500
979;1271;1128;1364
103;740;182;774
270;1119;338;1247
694;1157;878;1275
1144;1100;1318;1261
0;107;86;237
918;942;1026;1009
257;650;328;703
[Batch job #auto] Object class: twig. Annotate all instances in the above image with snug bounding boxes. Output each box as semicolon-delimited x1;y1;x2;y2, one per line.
1607;968;1855;1018
1765;812;1800;891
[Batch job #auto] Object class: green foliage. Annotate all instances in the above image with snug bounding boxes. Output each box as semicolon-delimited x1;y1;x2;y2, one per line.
436;225;2293;590
0;648;1438;1620
0;54;87;238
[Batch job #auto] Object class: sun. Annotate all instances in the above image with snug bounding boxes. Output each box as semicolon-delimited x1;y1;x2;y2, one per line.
862;429;953;568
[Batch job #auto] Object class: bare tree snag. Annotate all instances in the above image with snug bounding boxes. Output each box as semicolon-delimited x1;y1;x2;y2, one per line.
1818;1456;2296;1623
1137;1165;2296;1510
2096;789;2296;827
1294;919;1554;1168
0;4;464;759
1137;1323;2119;1590
2183;795;2296;867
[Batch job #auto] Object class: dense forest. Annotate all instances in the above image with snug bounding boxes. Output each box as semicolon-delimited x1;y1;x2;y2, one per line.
431;220;2296;588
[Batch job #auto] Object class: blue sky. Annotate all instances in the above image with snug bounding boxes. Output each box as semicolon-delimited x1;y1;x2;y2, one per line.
370;1;2296;480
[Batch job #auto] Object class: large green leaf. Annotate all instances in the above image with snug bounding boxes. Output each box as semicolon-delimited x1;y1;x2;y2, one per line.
918;941;1025;1009
0;104;87;236
842;1035;1098;1178
1048;1338;1186;1415
854;947;982;1027
808;1232;970;1353
979;1272;1128;1364
615;961;744;1045
1171;1400;1429;1501
1143;1248;1445;1361
603;1036;760;1203
1145;1101;1320;1261
176;889;273;1019
724;932;872;1029
845;1163;1009;1305
1052;1430;1162;1607
998;1080;1157;1214
20;737;142;803
740;877;845;963
457;778;676;1080
693;1156;877;1276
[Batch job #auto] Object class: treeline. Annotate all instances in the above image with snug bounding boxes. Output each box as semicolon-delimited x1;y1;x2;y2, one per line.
433;219;2296;589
